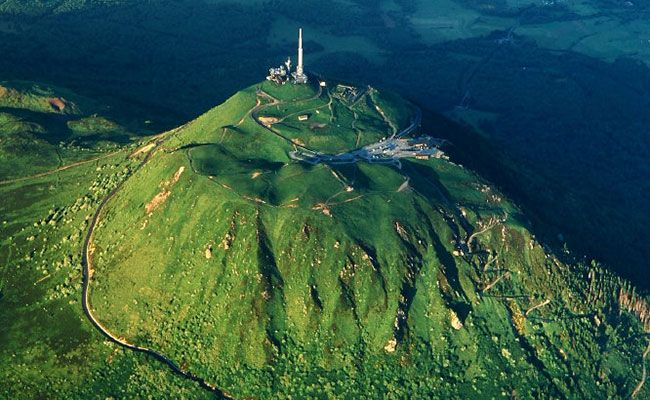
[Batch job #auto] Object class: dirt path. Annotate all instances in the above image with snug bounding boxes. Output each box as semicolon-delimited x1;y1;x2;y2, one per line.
274;87;331;124
235;98;261;127
0;150;125;186
368;89;397;136
632;341;650;398
0;123;191;187
251;87;321;153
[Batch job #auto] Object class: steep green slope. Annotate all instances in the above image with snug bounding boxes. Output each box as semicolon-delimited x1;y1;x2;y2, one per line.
1;0;648;289
0;148;212;398
84;82;649;398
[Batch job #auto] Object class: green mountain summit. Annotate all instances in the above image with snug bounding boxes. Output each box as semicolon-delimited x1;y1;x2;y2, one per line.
77;81;649;398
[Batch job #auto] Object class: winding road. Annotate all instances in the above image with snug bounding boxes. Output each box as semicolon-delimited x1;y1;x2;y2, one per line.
251;81;428;168
288;106;424;167
80;127;231;399
7;81;425;398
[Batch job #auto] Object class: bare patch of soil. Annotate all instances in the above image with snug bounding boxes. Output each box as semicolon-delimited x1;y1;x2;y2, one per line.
130;143;155;158
144;166;185;215
145;190;171;214
172;166;185;183
258;116;278;126
48;97;67;112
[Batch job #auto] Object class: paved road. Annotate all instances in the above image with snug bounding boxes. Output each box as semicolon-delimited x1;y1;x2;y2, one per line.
289;106;429;167
80;126;231;399
251;81;428;169
251;83;324;153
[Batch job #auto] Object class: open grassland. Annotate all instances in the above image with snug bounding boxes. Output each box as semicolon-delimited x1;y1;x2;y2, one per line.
78;83;650;398
0;148;211;398
254;80;415;154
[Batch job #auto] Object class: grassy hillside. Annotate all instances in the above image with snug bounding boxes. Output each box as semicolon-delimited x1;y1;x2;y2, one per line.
75;82;649;398
0;80;153;180
0;147;211;398
0;0;646;290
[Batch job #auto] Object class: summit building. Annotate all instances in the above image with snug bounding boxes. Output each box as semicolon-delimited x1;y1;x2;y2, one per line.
267;28;308;85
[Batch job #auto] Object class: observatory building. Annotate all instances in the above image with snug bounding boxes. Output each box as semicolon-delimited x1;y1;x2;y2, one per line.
267;28;308;84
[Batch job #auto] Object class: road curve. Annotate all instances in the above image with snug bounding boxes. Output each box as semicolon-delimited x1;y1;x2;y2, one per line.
251;83;323;153
80;128;231;399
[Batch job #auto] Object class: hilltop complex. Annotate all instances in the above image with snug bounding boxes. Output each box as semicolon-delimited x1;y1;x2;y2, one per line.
267;28;308;85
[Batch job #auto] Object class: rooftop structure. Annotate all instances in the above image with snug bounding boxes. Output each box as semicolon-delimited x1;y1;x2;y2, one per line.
267;28;308;85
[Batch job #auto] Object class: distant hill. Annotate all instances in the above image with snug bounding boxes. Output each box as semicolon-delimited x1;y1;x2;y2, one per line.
0;80;153;180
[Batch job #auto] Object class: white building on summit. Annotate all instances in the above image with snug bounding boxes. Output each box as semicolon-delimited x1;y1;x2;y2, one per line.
267;28;308;85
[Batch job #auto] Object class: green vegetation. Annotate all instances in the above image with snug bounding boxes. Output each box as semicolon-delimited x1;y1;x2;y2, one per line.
0;0;650;285
0;81;152;181
1;0;645;286
24;82;637;398
0;149;211;398
252;80;414;154
1;79;646;398
0;1;648;394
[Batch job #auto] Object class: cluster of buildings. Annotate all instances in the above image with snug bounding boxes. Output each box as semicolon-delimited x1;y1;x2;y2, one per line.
267;28;308;85
364;137;446;160
264;30;447;168
289;136;446;166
